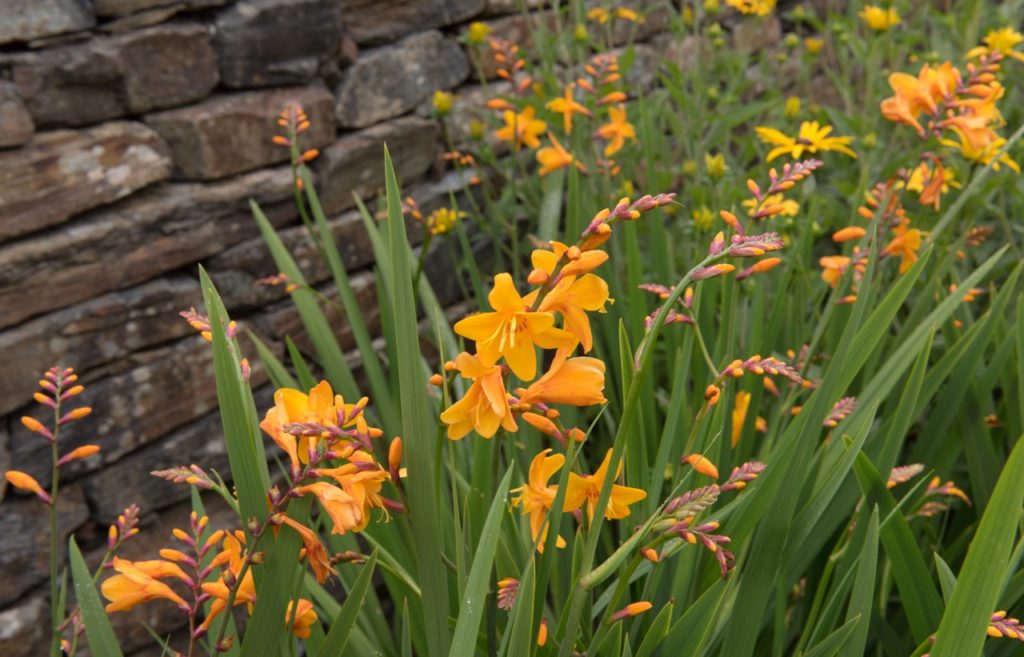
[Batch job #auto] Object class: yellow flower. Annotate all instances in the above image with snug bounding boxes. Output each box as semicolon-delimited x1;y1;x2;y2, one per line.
440;352;518;439
858;5;901;31
615;7;643;22
495;106;548;150
726;0;775;15
453;273;576;380
967;27;1024;63
426;207;463;235
587;7;610;23
466;21;491;46
755;121;857;160
432;90;453;116
545;84;591;134
101;557;190;613
527;272;611;352
784;96;801;117
731;391;750;447
201;532;257;630
286;599;318;638
692;205;714;230
511;449;567;551
564;449;647;521
530;240;608;277
941;132;1019;173
536;133;584;177
596;104;637;156
704;152;728;178
295;481;364;534
742;193;799;217
804;37;825;54
883;219;923;273
517;349;607;407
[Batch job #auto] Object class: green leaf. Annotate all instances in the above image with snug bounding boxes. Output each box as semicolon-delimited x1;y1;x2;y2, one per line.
382;145;451;656
930;434;1024;657
69;537;125;657
803;616;860;657
838;506;879;657
316;551;379;657
933;553;957;605
634;600;674;657
449;466;514;657
247;330;297;389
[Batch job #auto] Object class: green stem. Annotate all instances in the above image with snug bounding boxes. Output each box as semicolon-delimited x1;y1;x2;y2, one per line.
49;394;63;657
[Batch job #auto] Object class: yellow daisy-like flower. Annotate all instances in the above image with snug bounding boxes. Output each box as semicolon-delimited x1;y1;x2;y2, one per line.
755;121;857;161
726;0;775;16
858;5;901;31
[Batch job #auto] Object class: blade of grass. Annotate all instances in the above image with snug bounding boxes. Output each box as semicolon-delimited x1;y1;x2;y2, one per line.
930;433;1024;657
69;537;125;657
316;551;379;657
382;145;451;656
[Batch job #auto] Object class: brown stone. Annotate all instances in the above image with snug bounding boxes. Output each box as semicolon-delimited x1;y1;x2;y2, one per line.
0;485;89;605
95;0;228;17
214;0;343;88
0;277;201;417
0;165;296;329
342;0;485;45
0;0;95;45
731;15;782;53
0;23;218;129
0;594;48;657
0;82;34;149
97;4;186;33
650;32;711;74
146;85;335;180
0;121;172;241
335;31;469;128
81;386;273;522
0;426;8;499
315;116;440;213
485;0;549;15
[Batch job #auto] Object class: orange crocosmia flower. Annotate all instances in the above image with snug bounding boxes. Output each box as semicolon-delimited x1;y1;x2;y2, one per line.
526;274;610;352
511;448;567;551
202;531;257;630
287;599;318;638
545;84;591;134
495;106;547;150
596;104;636;156
439;352;518;440
880;62;962;135
531;241;608;278
564;449;646;521
518;348;606;407
318;450;390;530
883;219;923;274
536;133;584;177
731;391;751;448
101;557;190;613
294;481;364;534
454;273;576;380
818;255;851;288
259;380;336;469
279;515;336;583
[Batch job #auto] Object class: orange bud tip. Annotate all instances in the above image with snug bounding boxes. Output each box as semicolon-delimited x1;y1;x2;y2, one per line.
832;226;867;242
21;416;53;439
682;454;719;479
4;471;51;503
610;601;654;622
429;374;444;386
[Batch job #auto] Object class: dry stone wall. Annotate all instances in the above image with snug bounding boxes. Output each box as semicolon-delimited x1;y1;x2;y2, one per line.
0;1;694;653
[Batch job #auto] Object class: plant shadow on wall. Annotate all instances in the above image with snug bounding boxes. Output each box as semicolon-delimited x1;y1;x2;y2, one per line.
5;1;1024;656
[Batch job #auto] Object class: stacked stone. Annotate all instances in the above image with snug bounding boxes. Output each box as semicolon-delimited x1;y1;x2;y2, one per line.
0;1;685;654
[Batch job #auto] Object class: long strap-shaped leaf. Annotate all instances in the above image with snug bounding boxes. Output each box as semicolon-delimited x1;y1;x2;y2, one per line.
69;537;125;657
929;434;1024;656
316;551;379;657
381;145;451;656
449;466;515;656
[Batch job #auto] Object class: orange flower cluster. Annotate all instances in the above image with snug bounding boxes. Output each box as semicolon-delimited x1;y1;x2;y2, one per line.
5;367;99;504
881;55;1018;172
